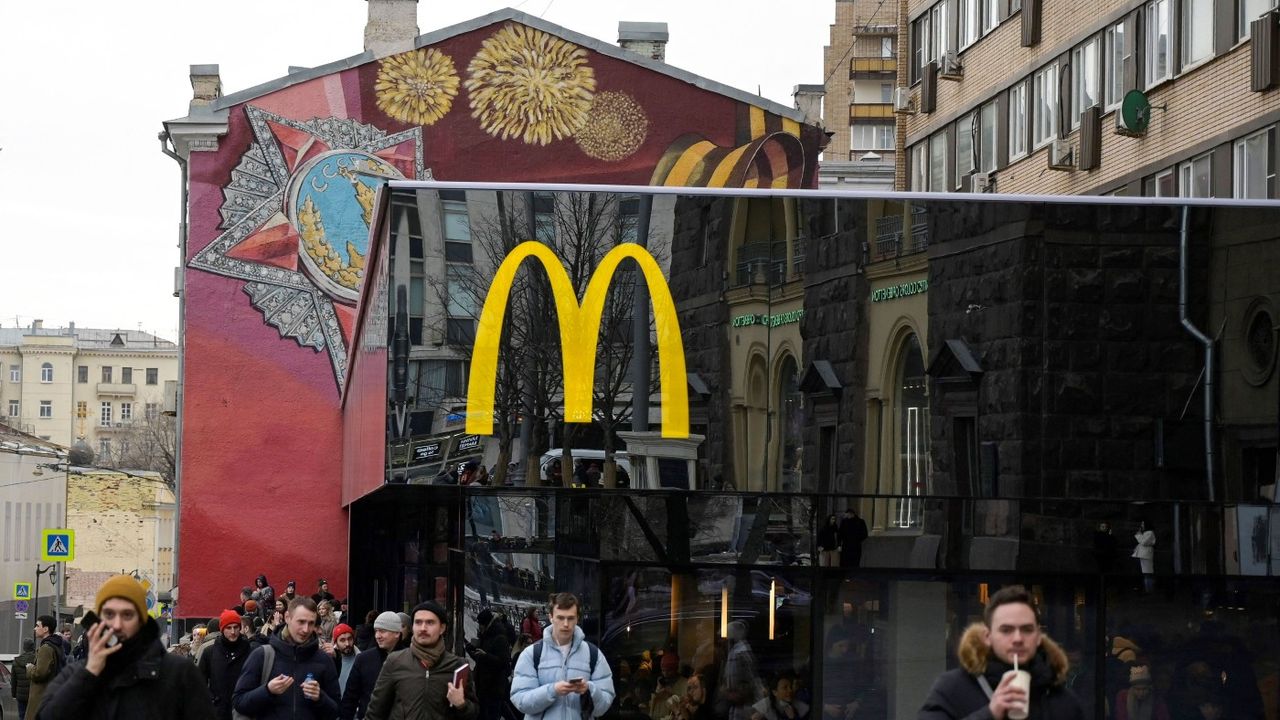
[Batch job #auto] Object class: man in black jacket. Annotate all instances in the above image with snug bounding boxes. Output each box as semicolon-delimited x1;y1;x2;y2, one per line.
917;585;1085;720
465;608;513;720
233;596;341;720
35;574;215;720
339;611;403;719
837;509;869;568
12;638;35;720
201;610;251;720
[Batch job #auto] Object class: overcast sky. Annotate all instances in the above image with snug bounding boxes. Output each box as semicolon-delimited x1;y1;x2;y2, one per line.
0;1;833;342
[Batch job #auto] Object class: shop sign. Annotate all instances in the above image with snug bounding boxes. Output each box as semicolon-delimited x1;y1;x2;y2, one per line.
871;279;928;303
732;309;806;328
412;442;443;462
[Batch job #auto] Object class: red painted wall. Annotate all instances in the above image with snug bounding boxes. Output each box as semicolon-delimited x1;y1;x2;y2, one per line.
179;15;820;618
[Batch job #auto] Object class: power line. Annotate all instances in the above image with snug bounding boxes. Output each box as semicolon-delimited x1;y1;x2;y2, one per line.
821;0;893;89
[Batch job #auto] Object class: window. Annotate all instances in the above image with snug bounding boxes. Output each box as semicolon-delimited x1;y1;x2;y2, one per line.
7;400;18;417
892;333;930;528
977;101;998;172
852;123;895;150
880;83;894;102
1009;80;1029;159
39;401;52;419
77;365;88;383
414;359;468;399
100;402;112;427
146;368;158;385
1145;0;1172;88
882;37;894;58
442;198;472;263
145;403;160;421
983;0;1000;33
910;142;929;191
99;438;111;459
1104;21;1128;110
9;365;19;382
1071;37;1101;129
1179;153;1213;197
1183;0;1214;67
1144;168;1176;196
101;366;113;383
1011;0;1022;11
446;265;478;345
1234;127;1274;198
929;132;948;192
1240;0;1279;38
121;403;132;422
931;2;952;63
533;192;556;244
40;363;53;383
956;112;976;187
911;13;933;82
122;367;133;384
76;401;87;419
1033;64;1059;148
960;0;980;48
618;195;640;243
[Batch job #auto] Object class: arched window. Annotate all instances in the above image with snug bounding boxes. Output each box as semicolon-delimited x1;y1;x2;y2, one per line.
40;362;53;383
894;333;929;528
776;355;804;491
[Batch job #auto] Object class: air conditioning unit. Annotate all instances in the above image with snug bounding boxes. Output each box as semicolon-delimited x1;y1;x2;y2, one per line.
893;87;916;114
1047;139;1076;170
973;171;995;193
939;52;964;80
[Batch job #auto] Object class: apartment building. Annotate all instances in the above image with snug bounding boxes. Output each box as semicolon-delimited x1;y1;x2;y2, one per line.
0;322;178;456
898;0;1280;195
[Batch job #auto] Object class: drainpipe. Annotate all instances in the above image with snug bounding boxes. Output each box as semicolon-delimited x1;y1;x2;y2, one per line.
158;130;187;645
1178;206;1215;502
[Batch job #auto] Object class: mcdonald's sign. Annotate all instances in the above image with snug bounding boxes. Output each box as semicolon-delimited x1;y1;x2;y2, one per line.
465;240;689;439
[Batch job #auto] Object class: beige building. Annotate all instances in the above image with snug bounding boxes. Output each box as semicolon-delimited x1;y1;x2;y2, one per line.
64;468;175;614
898;0;1280;195
0;322;178;458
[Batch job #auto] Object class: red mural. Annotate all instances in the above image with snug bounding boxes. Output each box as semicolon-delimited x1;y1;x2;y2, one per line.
179;13;822;617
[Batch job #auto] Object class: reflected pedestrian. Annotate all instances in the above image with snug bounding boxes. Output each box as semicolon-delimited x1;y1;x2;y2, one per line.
817;515;840;567
1132;521;1156;593
838;510;868;568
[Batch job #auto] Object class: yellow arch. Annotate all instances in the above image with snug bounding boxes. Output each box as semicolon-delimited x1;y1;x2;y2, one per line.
466;240;690;438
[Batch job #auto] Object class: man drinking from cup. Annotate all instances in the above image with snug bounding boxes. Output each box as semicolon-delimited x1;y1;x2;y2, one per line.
917;585;1085;720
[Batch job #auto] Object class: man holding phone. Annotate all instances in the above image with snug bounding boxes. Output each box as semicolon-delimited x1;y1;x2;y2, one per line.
510;593;614;720
232;596;341;720
31;574;216;719
364;600;478;720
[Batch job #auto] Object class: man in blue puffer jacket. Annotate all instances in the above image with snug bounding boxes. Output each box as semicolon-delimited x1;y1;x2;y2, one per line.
510;593;614;720
233;597;341;719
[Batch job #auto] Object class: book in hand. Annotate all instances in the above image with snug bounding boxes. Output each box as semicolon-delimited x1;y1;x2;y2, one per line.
453;663;471;690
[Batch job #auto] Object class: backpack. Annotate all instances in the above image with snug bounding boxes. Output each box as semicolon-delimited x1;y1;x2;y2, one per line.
231;644;275;720
530;641;600;719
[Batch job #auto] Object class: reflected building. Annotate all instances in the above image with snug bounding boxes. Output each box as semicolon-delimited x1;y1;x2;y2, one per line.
343;185;1280;720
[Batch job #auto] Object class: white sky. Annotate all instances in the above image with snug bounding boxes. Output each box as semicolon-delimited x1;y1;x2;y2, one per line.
0;1;834;342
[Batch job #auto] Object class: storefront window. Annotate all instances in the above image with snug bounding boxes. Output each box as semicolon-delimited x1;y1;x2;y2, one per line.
777;355;805;492
894;333;929;528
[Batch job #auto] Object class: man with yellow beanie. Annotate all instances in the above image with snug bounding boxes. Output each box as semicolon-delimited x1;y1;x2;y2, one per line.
33;574;216;720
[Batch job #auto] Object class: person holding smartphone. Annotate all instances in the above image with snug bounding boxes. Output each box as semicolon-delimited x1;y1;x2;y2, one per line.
30;574;216;720
510;593;615;720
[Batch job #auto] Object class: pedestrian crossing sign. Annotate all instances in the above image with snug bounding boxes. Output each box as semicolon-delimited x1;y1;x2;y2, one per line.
13;582;31;600
41;529;75;562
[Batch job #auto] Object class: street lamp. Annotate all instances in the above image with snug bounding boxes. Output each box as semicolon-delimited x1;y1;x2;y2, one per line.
32;461;70;623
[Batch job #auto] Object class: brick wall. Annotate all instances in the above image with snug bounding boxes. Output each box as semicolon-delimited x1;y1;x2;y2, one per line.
826;0;901;161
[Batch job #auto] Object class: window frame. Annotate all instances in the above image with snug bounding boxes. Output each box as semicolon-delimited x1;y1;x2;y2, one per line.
1145;0;1173;88
1239;0;1280;39
7;400;18;417
978;100;999;173
1009;79;1030;160
39;401;52;419
101;366;113;383
928;132;949;192
1145;167;1176;196
956;111;977;188
1032;63;1059;149
1234;126;1275;198
100;401;113;427
9;365;19;382
1104;20;1128;111
1071;36;1102;130
910;142;929;191
1182;0;1215;68
1178;153;1213;197
40;363;53;383
78;365;88;383
959;0;980;49
146;368;158;385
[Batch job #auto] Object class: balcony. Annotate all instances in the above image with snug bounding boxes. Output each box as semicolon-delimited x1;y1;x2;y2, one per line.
96;382;137;396
872;207;930;261
97;420;136;432
850;57;897;77
850;103;894;120
734;239;807;287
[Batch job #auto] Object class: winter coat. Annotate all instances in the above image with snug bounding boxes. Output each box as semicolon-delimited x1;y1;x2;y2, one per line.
364;645;479;720
1132;530;1155;561
339;646;388;720
34;619;215;720
12;648;35;702
25;636;67;720
816;523;839;552
917;623;1085;720
510;627;615;720
469;618;513;696
201;633;252;720
232;629;342;720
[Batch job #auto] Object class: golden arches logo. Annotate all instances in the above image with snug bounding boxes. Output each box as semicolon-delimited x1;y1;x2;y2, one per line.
465;241;689;439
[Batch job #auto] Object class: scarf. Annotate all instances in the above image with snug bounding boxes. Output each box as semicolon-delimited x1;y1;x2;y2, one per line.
411;637;445;668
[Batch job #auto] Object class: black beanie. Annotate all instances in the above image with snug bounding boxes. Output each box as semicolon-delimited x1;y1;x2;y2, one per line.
411;600;448;625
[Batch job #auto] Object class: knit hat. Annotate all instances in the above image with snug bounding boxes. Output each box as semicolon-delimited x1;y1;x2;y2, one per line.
397;612;412;629
208;617;221;632
477;608;494;626
244;599;259;614
220;610;243;629
411;601;448;625
1111;636;1140;664
333;623;355;641
374;611;402;632
1129;665;1152;686
95;575;147;617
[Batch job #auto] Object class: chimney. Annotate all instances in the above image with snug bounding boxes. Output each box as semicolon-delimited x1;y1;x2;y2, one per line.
189;65;222;110
617;22;669;62
792;84;826;127
32;319;43;330
365;0;420;59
